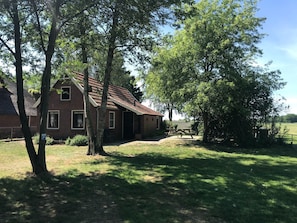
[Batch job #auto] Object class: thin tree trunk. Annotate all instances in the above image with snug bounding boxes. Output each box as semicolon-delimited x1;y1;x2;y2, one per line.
168;103;173;122
12;1;42;174
80;23;99;155
202;111;210;143
96;6;119;155
37;8;59;172
84;68;98;155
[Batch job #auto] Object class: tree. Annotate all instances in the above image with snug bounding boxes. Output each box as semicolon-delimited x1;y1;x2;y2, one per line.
83;0;189;155
145;35;187;121
0;0;93;174
147;0;285;145
0;0;42;173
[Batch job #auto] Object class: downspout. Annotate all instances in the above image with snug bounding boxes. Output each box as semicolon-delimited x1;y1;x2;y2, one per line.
122;111;124;139
97;107;99;136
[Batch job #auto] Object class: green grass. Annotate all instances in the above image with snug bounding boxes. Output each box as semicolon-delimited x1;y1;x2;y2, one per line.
281;122;297;135
1;140;297;222
277;122;297;144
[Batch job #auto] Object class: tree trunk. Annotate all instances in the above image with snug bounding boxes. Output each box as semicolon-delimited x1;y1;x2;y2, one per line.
37;8;59;172
202;111;210;143
11;1;45;174
96;6;119;155
167;103;173;122
80;23;99;155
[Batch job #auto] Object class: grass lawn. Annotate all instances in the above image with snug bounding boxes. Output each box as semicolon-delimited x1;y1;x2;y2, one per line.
0;139;297;223
277;122;297;144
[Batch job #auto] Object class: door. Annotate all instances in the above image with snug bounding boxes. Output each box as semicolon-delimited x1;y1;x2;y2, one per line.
123;112;134;139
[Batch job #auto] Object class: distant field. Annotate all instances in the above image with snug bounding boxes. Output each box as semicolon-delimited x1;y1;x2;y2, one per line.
171;119;193;129
172;120;297;134
170;120;297;143
277;122;297;144
280;122;297;135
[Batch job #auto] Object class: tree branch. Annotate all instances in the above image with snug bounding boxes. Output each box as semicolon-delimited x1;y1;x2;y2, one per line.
0;37;15;56
30;0;46;53
58;3;98;31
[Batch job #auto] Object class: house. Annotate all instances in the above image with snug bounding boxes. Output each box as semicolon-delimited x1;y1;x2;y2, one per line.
0;77;38;138
35;72;163;141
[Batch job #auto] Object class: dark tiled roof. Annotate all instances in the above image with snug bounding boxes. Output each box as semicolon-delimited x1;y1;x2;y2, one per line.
0;79;37;116
73;72;163;116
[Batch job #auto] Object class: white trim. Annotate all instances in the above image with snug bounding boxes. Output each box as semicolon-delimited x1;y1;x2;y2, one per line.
109;111;115;129
60;86;71;101
71;110;85;130
47;110;60;129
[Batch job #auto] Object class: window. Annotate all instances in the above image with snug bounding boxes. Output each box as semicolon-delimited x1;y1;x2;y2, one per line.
60;86;71;101
109;111;115;129
156;117;159;129
47;111;59;129
72;111;84;129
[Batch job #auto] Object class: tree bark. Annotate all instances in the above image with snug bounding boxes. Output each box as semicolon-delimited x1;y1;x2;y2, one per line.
96;5;119;155
167;103;173;122
202;111;210;143
80;22;99;155
11;1;46;174
37;5;60;172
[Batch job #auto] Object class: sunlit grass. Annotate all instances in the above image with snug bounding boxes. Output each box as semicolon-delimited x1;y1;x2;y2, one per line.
1;140;297;222
282;123;297;135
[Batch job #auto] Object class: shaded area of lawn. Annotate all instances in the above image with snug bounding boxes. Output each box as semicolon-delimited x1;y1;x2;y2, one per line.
0;141;297;222
101;150;297;223
0;173;120;223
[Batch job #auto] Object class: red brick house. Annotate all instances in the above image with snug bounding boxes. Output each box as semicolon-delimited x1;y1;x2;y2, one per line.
0;78;37;138
34;73;163;141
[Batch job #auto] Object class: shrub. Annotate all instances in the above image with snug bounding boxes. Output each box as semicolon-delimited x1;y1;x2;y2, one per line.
66;135;88;146
65;137;71;145
33;134;54;145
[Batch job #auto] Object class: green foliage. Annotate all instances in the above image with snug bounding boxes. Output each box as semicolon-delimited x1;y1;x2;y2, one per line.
33;134;54;145
66;135;88;146
278;114;297;123
147;0;285;146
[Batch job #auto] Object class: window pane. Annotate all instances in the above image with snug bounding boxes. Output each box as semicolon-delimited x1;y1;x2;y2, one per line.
48;111;59;129
73;111;84;129
61;87;70;100
109;112;115;128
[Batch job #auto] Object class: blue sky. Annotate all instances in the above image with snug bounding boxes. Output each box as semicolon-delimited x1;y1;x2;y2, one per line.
257;0;297;114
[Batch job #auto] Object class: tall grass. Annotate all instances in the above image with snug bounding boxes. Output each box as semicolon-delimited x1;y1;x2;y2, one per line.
1;140;297;222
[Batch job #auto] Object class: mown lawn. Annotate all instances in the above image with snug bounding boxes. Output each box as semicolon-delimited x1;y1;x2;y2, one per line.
0;139;297;223
277;122;297;144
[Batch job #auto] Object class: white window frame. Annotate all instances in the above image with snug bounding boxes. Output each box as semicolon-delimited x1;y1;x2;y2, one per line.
71;110;85;130
47;110;60;129
60;86;71;101
109;111;115;129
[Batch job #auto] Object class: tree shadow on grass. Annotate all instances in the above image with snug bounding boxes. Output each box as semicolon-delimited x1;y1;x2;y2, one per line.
93;149;297;223
1;147;297;223
0;172;121;223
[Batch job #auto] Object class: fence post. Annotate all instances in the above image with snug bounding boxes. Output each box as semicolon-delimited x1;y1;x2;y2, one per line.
10;128;13;141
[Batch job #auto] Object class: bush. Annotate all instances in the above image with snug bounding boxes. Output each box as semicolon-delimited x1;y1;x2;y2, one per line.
66;135;88;146
33;134;54;145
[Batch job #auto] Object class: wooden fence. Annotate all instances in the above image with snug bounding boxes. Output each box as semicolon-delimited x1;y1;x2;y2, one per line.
277;134;297;145
0;126;37;141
